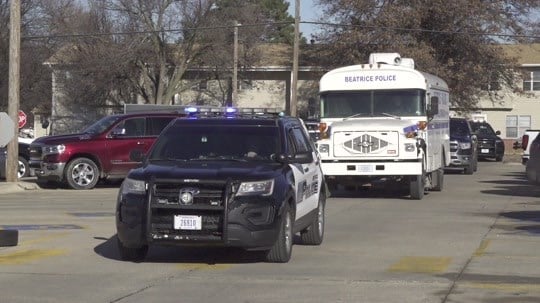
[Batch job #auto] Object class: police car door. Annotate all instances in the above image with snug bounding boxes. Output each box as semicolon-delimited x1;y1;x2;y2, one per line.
288;126;319;219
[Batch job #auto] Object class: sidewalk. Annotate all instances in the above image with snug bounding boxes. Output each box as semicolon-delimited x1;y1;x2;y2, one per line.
0;180;39;194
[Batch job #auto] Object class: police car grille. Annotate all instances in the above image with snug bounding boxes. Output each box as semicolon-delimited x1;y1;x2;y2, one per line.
149;180;228;239
152;182;225;206
478;140;495;148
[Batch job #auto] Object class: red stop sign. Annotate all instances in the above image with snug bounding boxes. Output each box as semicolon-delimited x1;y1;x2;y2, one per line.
18;110;27;129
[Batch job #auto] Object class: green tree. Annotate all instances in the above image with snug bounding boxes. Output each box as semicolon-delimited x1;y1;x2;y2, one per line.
313;0;540;110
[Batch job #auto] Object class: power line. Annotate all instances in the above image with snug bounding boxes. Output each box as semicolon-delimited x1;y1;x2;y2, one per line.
21;20;540;41
303;21;540;40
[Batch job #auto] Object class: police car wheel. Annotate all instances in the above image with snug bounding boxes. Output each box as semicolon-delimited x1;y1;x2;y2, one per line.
300;192;325;245
0;229;18;247
117;237;148;262
265;203;293;263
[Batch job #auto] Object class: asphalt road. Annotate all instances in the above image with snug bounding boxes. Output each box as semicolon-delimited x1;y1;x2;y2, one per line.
0;159;539;303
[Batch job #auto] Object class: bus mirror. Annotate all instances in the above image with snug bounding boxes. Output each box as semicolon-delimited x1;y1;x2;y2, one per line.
428;96;439;117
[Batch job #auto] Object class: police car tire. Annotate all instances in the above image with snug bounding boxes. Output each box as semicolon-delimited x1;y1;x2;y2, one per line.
0;229;18;247
266;203;293;263
300;193;325;245
117;237;148;262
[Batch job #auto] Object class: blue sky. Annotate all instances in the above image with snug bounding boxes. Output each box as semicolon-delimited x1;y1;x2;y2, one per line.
286;0;319;38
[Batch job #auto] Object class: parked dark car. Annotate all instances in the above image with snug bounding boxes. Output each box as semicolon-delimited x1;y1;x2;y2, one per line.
447;118;478;174
0;139;33;179
469;121;505;162
525;132;540;184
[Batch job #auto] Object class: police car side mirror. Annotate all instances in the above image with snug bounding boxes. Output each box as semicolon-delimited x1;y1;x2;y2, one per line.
294;152;314;164
276;152;313;164
129;149;145;162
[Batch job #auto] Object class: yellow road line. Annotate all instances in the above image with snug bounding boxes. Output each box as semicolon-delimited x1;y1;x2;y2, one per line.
473;239;491;257
388;256;452;274
0;249;67;265
461;282;540;293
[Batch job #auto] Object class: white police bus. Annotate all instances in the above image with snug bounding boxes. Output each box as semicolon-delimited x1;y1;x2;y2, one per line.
316;53;450;199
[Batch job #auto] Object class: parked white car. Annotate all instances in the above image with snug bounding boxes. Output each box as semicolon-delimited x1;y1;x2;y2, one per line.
525;133;540;184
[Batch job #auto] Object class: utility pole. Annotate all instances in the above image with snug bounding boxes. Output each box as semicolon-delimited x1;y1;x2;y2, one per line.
290;0;300;117
7;0;21;182
232;21;240;107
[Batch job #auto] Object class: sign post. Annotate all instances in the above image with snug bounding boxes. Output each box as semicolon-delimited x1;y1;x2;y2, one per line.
0;112;15;147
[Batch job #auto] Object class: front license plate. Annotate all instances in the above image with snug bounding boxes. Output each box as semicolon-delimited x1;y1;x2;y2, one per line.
357;164;374;172
481;149;489;153
174;215;202;230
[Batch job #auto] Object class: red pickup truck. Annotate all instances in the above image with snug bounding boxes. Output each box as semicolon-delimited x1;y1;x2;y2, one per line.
29;112;183;189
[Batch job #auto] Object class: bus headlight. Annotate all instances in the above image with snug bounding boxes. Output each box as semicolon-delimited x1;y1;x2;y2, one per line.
319;144;329;154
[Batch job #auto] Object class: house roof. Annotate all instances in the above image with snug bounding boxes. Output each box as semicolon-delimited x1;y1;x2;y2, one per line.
46;43;540;68
501;43;540;66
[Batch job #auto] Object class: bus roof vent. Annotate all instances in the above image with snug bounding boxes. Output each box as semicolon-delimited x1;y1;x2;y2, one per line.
368;53;402;65
400;58;415;69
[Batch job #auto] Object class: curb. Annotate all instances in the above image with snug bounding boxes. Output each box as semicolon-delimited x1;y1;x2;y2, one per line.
0;181;39;194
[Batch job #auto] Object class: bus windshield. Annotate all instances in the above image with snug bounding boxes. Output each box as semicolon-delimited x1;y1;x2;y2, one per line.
320;89;426;118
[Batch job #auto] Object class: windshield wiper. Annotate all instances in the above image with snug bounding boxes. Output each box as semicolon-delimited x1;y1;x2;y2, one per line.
343;113;368;120
380;113;401;119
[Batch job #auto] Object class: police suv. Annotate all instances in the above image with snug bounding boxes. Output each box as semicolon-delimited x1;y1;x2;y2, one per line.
115;107;327;263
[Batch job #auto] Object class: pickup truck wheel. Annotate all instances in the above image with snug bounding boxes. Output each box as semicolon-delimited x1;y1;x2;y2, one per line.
117;237;148;262
300;192;325;245
65;157;100;190
17;156;30;178
266;203;293;263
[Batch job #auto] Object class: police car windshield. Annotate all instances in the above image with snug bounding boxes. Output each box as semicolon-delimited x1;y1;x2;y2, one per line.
320;89;426;118
149;124;280;162
82;115;123;134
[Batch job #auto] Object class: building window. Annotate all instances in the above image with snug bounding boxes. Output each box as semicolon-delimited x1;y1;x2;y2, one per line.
523;70;540;91
198;80;207;90
506;115;531;138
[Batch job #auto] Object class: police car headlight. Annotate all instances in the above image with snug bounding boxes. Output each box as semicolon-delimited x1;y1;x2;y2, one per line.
459;142;471;149
122;178;146;195
237;179;274;196
43;144;66;155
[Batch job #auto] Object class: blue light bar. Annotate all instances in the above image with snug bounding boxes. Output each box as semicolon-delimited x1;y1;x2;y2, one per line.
226;107;237;113
185;107;198;113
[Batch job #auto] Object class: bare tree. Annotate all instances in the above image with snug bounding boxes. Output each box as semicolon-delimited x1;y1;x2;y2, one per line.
313;0;540;111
